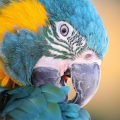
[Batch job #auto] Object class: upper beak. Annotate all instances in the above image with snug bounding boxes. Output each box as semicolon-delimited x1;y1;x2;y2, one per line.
68;63;100;107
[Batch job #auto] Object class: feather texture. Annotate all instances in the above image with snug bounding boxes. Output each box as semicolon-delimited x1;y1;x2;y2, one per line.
0;84;90;120
0;0;48;41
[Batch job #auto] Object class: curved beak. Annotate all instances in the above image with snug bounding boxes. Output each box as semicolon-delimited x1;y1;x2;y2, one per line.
31;53;101;107
68;63;100;107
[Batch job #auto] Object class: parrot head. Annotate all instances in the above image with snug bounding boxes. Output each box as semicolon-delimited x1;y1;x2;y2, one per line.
0;0;108;107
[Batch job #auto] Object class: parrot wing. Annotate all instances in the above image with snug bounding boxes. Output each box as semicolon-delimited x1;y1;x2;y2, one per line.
59;103;90;120
0;29;45;86
0;84;90;120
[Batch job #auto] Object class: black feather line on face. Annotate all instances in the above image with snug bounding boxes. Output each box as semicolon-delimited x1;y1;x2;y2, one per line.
38;21;87;59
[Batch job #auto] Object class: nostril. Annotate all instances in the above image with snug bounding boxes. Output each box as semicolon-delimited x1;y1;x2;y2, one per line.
84;54;93;60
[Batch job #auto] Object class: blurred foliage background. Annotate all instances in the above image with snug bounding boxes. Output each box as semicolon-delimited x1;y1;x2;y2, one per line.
69;0;120;120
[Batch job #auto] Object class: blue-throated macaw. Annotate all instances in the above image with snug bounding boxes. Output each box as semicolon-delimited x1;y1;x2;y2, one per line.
0;0;108;120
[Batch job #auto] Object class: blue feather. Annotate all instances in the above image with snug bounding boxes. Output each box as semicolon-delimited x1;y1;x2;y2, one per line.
39;0;108;58
0;84;90;120
1;30;44;85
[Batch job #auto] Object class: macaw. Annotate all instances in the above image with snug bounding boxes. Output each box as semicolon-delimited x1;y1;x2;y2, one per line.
0;0;108;120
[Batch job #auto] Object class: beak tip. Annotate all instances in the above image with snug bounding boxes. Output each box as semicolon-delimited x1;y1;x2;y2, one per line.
69;63;100;107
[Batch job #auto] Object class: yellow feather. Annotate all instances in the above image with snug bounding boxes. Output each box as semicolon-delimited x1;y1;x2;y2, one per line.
1;75;9;87
0;0;48;41
0;69;17;88
0;68;5;80
0;0;48;87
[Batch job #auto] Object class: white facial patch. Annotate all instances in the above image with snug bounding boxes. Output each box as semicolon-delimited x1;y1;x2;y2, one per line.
34;56;70;76
70;50;102;66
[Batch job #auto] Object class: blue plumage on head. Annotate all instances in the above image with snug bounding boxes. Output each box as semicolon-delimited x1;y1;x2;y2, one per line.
39;0;108;58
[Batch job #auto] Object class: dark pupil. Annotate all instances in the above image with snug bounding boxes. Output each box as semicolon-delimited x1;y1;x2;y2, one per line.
60;24;69;36
62;28;67;33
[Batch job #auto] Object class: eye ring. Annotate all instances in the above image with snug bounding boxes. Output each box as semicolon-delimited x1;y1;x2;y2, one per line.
60;24;69;37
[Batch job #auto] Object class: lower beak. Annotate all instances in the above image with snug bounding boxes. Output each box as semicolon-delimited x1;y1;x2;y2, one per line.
31;67;62;87
68;63;100;107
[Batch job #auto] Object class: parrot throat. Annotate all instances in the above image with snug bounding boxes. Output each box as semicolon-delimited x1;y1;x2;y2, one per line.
0;0;48;41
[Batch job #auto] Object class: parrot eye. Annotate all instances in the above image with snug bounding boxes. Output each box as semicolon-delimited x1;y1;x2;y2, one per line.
60;24;69;36
55;21;73;39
